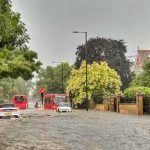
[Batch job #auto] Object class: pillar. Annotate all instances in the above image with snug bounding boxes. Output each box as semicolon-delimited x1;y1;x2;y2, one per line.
136;92;144;115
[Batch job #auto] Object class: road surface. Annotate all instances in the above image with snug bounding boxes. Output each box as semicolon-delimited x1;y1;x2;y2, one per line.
0;108;150;150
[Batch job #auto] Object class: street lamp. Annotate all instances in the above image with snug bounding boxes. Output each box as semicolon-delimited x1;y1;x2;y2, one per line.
52;61;64;93
72;31;88;111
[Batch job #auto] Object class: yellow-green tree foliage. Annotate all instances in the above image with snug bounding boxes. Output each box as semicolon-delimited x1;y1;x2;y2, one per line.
66;61;121;104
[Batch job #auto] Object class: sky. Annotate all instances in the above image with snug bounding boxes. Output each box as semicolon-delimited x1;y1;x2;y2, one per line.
12;0;150;67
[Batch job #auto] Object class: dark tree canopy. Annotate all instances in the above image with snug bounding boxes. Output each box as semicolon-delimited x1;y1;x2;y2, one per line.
0;0;41;80
75;37;133;89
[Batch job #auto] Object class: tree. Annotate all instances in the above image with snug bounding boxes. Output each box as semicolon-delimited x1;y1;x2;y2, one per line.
35;63;72;94
124;60;150;97
0;0;29;49
0;0;41;80
75;37;132;90
66;61;121;105
141;60;150;87
130;60;150;87
0;48;41;80
0;77;30;99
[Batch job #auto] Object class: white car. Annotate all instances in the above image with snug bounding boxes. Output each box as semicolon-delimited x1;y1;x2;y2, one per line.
57;102;72;112
0;104;20;118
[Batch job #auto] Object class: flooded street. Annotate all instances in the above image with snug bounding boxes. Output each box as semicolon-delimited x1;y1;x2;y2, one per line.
0;109;150;150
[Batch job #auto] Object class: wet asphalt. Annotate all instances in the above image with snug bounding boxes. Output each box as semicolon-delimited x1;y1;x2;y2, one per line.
0;108;150;150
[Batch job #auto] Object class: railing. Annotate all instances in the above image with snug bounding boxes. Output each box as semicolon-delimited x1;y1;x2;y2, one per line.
94;98;104;104
120;97;136;104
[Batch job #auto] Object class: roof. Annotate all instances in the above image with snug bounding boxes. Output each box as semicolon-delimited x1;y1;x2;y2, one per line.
135;49;150;74
136;50;150;64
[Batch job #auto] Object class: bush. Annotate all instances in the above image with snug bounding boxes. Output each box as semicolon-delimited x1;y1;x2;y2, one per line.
124;86;150;97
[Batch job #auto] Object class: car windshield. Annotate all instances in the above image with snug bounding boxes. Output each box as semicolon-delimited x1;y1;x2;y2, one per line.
58;102;70;107
0;104;15;108
54;97;65;104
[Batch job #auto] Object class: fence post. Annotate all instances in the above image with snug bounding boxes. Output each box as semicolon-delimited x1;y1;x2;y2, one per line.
117;94;121;113
103;96;109;111
136;92;143;115
109;95;115;111
89;99;95;109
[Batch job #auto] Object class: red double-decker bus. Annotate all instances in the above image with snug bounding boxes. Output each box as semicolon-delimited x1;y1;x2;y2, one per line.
10;95;28;109
44;94;67;110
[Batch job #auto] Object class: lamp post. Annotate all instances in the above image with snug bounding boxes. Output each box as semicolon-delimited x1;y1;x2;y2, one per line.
72;31;88;111
52;61;64;93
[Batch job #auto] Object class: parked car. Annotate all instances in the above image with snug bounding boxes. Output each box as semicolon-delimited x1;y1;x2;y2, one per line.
56;102;72;112
0;103;20;118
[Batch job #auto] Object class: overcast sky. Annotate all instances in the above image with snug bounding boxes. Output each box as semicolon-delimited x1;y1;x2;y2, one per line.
12;0;150;67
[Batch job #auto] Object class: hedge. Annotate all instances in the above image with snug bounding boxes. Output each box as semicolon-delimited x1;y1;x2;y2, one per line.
124;86;150;97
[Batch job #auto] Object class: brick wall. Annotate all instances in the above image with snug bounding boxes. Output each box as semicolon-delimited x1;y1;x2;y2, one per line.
94;93;144;115
119;104;137;114
95;104;105;111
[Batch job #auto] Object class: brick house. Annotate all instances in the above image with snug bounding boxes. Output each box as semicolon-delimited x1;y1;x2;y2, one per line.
135;49;150;74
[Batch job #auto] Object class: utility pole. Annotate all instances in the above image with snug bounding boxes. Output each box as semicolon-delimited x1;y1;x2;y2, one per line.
73;31;89;111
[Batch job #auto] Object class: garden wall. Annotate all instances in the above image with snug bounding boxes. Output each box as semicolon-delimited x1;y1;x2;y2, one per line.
94;93;144;115
119;103;137;114
95;104;105;111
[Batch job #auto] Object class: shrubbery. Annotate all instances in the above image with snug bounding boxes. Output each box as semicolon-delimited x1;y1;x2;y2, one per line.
124;86;150;97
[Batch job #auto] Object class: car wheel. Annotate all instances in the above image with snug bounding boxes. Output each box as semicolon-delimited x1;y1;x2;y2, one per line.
14;115;19;118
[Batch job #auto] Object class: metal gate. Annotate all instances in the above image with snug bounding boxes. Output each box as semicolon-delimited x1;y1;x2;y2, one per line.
143;97;150;114
109;98;117;112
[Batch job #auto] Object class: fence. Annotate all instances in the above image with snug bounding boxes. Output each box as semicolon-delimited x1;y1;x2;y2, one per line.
120;97;136;104
143;97;150;114
94;98;105;111
94;93;145;115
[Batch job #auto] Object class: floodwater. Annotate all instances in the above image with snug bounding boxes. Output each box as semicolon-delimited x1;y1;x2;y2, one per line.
0;109;150;150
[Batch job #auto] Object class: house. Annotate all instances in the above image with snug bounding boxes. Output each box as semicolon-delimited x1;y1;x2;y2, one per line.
135;48;150;74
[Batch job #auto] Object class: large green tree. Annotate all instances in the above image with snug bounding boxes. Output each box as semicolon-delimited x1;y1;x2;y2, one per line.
35;63;72;95
0;0;41;80
66;61;121;105
75;37;132;90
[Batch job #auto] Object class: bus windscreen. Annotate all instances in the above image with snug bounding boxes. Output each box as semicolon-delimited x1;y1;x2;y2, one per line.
15;96;24;103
